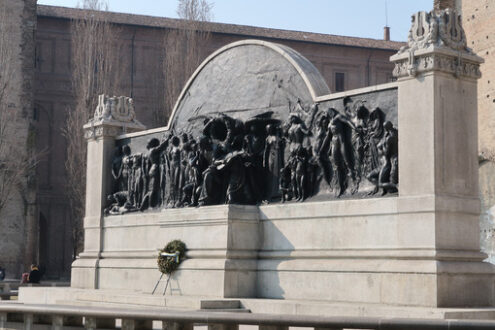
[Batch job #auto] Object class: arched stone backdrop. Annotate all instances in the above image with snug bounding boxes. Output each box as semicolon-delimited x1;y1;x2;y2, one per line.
168;39;331;136
120;39;399;154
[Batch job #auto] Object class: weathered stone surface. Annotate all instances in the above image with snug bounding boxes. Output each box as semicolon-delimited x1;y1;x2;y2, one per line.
69;196;495;307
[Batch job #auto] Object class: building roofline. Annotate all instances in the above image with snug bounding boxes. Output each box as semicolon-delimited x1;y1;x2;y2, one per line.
36;4;405;51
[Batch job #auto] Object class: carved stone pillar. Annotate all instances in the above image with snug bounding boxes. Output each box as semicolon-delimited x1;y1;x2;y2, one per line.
392;9;482;199
71;95;145;289
391;9;493;307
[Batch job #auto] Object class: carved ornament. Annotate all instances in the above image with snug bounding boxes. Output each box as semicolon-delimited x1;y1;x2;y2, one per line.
391;9;483;79
93;94;136;123
84;94;145;139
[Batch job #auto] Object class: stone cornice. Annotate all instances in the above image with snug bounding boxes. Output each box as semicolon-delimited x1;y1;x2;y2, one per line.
391;47;483;79
83;120;145;140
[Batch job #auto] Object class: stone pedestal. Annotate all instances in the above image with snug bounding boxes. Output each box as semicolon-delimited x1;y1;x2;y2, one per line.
96;205;260;298
71;95;145;289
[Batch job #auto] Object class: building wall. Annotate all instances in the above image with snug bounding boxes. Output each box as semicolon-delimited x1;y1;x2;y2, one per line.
0;0;38;278
34;16;80;279
460;0;495;155
458;0;495;261
30;9;398;279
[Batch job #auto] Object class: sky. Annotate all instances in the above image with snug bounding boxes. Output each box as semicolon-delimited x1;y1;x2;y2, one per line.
36;0;435;41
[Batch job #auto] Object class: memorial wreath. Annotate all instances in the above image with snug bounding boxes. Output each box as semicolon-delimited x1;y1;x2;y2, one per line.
157;240;186;274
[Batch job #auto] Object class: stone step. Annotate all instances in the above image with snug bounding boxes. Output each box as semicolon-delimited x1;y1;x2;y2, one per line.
200;300;241;309
198;308;251;313
200;300;250;313
55;299;167;310
19;287;495;320
60;290;202;309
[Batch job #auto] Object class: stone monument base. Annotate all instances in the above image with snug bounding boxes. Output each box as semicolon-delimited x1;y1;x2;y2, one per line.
71;200;495;308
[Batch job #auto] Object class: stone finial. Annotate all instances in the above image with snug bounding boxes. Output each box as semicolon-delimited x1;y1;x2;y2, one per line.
390;8;483;79
93;94;136;123
401;9;468;54
84;94;145;139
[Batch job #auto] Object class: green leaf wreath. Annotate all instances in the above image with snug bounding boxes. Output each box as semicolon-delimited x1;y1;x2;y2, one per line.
157;240;186;274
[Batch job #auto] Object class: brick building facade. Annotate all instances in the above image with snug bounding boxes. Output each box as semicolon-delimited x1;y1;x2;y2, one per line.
458;0;495;155
2;3;402;279
457;0;495;261
0;0;38;279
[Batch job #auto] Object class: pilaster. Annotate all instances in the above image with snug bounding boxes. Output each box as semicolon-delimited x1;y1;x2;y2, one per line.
71;95;145;289
391;9;492;307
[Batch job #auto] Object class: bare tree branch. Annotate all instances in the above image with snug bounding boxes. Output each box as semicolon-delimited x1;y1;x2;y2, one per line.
163;0;213;119
177;0;214;22
62;0;213;257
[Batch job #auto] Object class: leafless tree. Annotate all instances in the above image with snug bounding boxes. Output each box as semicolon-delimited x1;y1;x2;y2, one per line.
64;0;126;257
0;2;38;217
177;0;213;22
62;0;211;257
162;0;214;117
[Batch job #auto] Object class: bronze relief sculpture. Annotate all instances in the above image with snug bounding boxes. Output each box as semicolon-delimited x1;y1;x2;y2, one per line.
106;97;398;214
